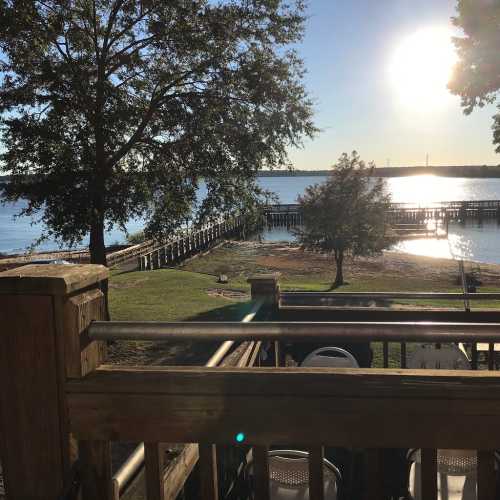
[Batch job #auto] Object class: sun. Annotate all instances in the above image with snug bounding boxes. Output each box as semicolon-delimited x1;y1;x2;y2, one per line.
388;27;458;110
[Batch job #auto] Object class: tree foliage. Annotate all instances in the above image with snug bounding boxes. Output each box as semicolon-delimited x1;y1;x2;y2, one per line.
296;152;392;288
449;0;500;152
0;0;316;264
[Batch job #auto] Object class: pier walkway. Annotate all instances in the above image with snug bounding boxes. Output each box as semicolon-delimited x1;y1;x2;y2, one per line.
264;200;500;227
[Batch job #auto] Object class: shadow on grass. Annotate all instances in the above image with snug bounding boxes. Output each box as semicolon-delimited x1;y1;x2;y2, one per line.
108;302;261;368
186;301;256;322
111;267;140;277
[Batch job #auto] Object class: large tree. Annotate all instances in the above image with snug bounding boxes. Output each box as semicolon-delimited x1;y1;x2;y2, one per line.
0;0;315;265
296;152;391;288
449;0;500;152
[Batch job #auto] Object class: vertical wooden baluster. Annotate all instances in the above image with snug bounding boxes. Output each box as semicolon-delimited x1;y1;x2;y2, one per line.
308;446;325;500
145;442;166;500
274;341;281;367
472;343;478;370
383;342;389;368
80;440;113;500
421;449;437;500
365;449;384;500
254;446;270;500
478;450;496;500
199;444;218;500
401;342;407;368
488;343;495;370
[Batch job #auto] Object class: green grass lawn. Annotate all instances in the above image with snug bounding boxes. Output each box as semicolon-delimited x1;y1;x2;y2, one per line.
109;268;255;322
108;242;500;368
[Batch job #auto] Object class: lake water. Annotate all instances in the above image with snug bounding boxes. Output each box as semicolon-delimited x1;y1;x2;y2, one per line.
260;175;500;265
2;175;500;263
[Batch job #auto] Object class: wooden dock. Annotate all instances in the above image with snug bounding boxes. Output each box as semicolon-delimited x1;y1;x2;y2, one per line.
264;200;500;228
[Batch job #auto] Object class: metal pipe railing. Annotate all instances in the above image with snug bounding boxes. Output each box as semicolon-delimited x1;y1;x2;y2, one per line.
90;321;500;344
110;298;264;498
280;291;500;300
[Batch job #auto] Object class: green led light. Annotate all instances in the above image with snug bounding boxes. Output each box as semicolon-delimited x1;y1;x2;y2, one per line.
235;432;245;443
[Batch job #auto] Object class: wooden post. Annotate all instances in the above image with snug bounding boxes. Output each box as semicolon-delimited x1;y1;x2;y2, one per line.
199;444;218;500
0;264;109;500
478;450;496;500
364;449;384;500
421;448;437;500
253;446;270;500
247;274;281;363
308;447;325;500
247;274;280;308
145;442;166;500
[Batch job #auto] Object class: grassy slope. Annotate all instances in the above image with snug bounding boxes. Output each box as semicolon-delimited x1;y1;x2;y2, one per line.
108;268;257;366
109;268;254;322
108;242;500;368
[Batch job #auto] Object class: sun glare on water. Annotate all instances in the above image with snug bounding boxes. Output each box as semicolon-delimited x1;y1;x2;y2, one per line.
388;27;458;111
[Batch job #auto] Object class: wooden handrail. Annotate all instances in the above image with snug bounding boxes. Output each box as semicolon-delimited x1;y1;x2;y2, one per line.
67;366;500;449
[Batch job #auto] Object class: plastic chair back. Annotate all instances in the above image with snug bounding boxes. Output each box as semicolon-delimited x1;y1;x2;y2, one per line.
247;450;340;500
301;347;359;368
407;344;471;370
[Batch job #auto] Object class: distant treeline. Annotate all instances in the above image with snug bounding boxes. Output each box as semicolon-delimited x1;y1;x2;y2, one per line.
258;165;500;178
2;166;500;187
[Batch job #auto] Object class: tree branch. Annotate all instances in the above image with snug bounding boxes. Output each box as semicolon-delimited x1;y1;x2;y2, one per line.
107;6;157;51
106;69;202;167
105;34;158;77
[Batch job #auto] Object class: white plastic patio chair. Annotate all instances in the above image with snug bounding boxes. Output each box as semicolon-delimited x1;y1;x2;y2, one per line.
300;347;359;368
406;344;471;370
407;344;477;500
408;449;479;500
246;449;341;500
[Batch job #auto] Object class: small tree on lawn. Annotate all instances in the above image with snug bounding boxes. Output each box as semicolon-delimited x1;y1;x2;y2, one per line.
296;152;392;289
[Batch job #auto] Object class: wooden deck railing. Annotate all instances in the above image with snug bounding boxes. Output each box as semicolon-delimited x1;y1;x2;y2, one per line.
68;365;500;500
2;267;500;500
81;320;500;500
111;299;265;500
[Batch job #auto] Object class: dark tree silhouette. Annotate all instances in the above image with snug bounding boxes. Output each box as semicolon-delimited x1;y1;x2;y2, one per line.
296;152;392;288
449;0;500;153
0;0;316;266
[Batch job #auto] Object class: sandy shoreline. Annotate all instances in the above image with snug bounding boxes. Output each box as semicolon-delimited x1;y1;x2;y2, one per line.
181;240;500;291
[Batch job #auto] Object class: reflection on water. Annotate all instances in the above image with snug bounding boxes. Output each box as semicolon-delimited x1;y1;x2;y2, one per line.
261;221;500;265
392;221;500;264
255;176;500;264
385;175;493;204
391;238;454;260
258;175;500;205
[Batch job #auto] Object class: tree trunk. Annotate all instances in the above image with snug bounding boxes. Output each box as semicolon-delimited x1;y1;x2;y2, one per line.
90;213;110;320
333;251;344;288
89;215;107;266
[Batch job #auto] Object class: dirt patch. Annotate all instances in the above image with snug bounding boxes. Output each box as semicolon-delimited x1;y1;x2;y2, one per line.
185;240;500;288
207;288;250;301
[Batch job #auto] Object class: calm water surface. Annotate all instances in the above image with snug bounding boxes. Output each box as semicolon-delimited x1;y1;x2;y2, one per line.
260;175;500;264
2;175;500;263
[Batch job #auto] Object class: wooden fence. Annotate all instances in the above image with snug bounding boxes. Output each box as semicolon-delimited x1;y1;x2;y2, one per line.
0;216;245;272
137;217;245;271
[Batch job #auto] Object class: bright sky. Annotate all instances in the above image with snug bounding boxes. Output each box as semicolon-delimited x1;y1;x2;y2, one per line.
289;0;500;170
